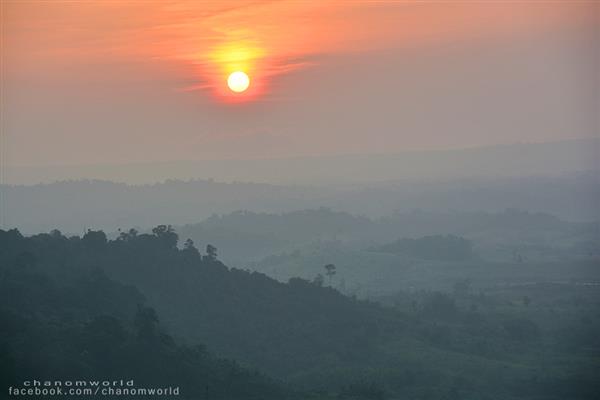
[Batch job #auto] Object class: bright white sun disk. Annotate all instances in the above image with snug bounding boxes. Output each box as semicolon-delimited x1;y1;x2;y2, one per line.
227;71;250;93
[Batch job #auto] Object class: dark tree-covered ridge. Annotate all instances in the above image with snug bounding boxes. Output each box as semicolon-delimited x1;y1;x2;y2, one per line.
0;229;288;399
1;227;598;399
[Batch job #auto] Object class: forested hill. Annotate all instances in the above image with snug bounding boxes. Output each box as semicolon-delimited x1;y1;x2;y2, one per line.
0;227;392;380
1;227;598;399
0;228;288;399
179;208;597;268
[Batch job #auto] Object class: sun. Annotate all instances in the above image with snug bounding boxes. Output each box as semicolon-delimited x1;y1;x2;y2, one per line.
227;71;250;93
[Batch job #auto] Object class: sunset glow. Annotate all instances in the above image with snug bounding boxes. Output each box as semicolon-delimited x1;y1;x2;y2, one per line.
2;1;596;165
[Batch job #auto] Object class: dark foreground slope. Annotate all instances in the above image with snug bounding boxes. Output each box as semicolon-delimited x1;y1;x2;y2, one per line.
0;231;287;400
1;228;598;399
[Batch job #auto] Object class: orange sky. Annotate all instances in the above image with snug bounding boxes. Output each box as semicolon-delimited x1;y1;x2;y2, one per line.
5;1;589;100
1;1;598;166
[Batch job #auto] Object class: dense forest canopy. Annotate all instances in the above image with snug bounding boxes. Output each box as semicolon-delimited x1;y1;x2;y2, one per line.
1;226;599;399
0;228;287;399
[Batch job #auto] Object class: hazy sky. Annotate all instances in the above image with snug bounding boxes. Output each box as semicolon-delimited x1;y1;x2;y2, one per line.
2;1;598;167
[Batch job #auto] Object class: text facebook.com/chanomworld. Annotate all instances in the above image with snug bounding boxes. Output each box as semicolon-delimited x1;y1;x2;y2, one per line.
7;380;180;396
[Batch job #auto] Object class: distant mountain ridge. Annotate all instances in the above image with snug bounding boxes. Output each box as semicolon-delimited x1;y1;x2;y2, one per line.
2;170;598;234
5;138;598;185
